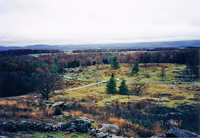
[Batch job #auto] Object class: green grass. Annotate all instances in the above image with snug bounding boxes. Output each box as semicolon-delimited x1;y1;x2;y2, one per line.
29;53;52;56
19;132;90;138
56;73;200;110
65;63;187;83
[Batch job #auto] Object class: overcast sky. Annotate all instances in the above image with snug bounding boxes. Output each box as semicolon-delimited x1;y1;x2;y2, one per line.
0;0;200;46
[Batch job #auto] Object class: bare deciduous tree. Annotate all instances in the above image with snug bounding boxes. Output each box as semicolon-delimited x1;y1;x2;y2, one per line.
34;69;63;100
160;67;166;81
130;82;148;96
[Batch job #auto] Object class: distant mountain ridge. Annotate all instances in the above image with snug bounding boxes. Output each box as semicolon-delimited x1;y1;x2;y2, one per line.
0;40;200;51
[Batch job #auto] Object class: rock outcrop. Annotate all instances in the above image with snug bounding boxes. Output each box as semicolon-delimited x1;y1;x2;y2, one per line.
1;118;199;138
151;127;200;138
0;117;131;138
0;117;94;134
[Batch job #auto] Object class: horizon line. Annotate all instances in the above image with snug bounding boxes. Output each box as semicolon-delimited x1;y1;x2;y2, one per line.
1;39;200;47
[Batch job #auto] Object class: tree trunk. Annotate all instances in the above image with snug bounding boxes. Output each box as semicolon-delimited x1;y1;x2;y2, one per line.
46;93;49;100
42;94;45;100
128;94;130;109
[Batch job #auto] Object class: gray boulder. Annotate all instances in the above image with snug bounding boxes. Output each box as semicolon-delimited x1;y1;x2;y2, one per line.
96;132;109;138
166;127;200;137
99;124;119;134
73;117;94;133
51;101;64;108
60;117;94;133
151;127;200;138
96;132;127;138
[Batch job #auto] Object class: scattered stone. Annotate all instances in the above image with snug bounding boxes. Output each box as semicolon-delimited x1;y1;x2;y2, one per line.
65;131;70;134
69;102;74;105
93;100;98;103
116;79;120;81
73;133;78;137
158;98;164;102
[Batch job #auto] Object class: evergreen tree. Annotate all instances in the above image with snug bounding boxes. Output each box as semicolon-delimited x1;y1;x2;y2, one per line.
111;73;114;78
103;59;109;64
106;75;117;94
93;61;96;65
132;61;139;75
39;62;48;69
87;61;91;66
118;79;128;95
51;64;58;73
54;58;58;65
111;56;120;69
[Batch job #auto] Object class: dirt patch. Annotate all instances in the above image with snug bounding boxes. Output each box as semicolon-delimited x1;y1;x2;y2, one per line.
170;95;185;100
152;93;172;98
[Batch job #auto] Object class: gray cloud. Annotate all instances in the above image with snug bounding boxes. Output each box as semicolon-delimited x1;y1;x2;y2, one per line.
0;0;200;46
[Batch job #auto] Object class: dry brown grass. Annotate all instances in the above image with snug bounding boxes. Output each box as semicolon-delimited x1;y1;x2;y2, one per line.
29;107;54;119
108;117;127;128
0;100;17;109
86;95;103;101
17;104;27;110
170;95;185;100
118;120;154;137
70;110;94;119
70;110;84;117
153;124;166;135
29;111;46;119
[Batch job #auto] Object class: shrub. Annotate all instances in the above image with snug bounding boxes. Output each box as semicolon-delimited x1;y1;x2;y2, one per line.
135;102;143;109
54;106;62;115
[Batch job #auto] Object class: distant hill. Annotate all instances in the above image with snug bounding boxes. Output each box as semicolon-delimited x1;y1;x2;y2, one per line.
0;40;200;51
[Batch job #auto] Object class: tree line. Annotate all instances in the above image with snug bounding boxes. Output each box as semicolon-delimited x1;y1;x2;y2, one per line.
0;49;61;57
0;47;199;97
72;47;181;53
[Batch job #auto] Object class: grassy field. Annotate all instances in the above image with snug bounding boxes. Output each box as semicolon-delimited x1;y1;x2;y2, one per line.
66;63;187;82
54;80;199;108
29;53;52;56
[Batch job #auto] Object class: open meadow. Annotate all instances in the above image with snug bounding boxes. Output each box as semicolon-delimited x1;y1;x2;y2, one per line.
0;62;199;137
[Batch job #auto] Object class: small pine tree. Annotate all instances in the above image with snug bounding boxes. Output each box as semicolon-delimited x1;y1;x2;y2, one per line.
106;76;117;94
54;106;62;115
118;79;128;95
131;61;139;75
87;61;91;66
111;56;120;69
54;58;59;65
111;73;114;78
93;61;96;65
